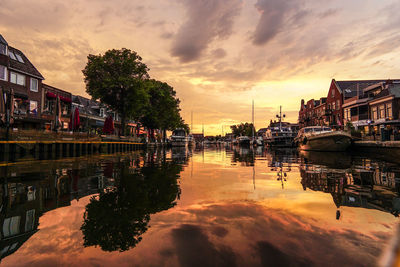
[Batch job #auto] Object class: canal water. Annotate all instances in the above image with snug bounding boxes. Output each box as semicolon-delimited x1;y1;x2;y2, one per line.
0;146;399;266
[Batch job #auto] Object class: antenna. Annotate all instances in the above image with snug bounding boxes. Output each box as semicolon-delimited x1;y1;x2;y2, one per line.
252;100;255;140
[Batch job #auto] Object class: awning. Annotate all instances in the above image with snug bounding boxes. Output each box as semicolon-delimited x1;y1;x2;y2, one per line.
60;96;72;103
46;92;57;99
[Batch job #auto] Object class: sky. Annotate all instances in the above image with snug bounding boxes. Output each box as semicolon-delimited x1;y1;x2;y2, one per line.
1;0;400;135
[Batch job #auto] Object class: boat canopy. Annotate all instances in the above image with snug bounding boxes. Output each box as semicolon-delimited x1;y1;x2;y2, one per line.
172;129;187;136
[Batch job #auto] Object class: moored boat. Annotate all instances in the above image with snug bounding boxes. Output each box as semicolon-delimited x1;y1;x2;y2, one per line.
170;128;188;147
294;126;352;152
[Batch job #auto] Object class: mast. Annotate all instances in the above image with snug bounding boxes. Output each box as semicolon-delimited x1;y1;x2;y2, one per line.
279;105;282;130
252;100;255;140
191;111;193;134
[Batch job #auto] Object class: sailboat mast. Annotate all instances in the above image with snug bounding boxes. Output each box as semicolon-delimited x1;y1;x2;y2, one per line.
252;100;255;139
191;111;193;134
279;105;282;130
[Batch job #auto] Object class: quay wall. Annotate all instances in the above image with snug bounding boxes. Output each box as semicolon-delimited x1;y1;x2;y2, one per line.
0;140;145;162
352;141;400;163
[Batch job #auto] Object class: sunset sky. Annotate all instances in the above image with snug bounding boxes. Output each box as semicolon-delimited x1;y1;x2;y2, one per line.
1;0;400;135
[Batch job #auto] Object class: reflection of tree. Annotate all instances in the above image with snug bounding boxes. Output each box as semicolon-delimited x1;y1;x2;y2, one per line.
81;158;182;252
232;147;254;166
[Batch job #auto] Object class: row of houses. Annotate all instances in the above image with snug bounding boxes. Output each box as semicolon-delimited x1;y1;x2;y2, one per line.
298;79;400;135
0;34;133;135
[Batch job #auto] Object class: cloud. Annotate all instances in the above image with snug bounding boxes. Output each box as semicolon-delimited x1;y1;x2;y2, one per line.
252;0;307;46
171;0;242;62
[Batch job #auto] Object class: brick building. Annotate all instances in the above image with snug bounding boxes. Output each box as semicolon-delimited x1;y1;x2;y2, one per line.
0;34;45;129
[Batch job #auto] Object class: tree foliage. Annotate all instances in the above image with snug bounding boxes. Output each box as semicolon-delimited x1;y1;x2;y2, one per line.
82;48;149;134
230;123;255;137
83;49;188;137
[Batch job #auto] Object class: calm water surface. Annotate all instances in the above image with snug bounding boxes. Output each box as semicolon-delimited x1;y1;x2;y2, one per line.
0;146;399;266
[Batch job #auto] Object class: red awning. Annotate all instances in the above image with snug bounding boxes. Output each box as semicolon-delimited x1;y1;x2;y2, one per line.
46;92;57;99
60;96;72;103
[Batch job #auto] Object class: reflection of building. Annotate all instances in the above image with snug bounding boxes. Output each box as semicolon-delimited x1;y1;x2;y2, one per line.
0;158;115;261
299;162;400;217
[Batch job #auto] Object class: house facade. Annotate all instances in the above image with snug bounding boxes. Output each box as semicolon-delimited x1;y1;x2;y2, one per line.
42;84;72;131
0;35;45;129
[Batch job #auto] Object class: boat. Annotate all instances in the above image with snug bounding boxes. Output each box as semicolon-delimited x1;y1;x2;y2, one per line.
263;106;297;147
170;128;188;147
294;126;352;151
238;136;251;146
264;124;296;147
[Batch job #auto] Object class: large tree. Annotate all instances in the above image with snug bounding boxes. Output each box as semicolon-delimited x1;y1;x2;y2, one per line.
140;79;186;141
82;48;149;135
230;122;255;137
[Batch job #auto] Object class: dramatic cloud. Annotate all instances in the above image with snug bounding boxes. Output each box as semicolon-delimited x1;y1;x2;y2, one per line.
252;0;307;45
171;0;242;62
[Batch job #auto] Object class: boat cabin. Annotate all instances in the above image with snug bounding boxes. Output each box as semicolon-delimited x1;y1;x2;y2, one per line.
298;126;332;136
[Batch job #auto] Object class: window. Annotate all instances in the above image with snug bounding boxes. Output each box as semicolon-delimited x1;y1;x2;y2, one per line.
0;43;6;55
3;216;21;237
387;103;392;118
379;105;385;118
372;107;378;120
15;54;24;63
10;72;25;86
25;209;35;232
345;108;350;121
9;51;16;60
0;65;6;81
99;108;105;117
331;89;335;97
30;101;38;115
336;100;340;110
332;102;336;111
30;78;38;92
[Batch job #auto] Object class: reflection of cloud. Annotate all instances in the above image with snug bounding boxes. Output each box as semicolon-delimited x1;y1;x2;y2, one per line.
171;224;237;267
1;199;394;266
171;0;242;62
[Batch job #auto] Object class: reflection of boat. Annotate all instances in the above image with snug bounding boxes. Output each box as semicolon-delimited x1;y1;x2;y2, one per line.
299;150;352;169
170;128;188;147
238;136;250;146
294;126;352;151
187;134;195;147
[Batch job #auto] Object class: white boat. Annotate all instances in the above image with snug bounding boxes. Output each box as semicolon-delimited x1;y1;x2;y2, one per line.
171;128;188;147
294;126;352;152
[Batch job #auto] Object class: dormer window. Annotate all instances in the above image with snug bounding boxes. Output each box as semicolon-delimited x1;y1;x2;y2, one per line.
9;51;16;60
15;54;24;63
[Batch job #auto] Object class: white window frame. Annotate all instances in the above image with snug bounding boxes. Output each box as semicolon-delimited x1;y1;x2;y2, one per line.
0;65;6;81
10;71;26;86
30;100;38;114
2;216;21;237
30;78;38;92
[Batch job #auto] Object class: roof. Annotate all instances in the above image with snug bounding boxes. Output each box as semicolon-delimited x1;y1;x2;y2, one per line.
43;83;72;96
0;34;8;45
335;79;400;98
8;46;44;80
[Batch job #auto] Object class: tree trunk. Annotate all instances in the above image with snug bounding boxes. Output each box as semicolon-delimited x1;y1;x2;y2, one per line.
121;115;126;137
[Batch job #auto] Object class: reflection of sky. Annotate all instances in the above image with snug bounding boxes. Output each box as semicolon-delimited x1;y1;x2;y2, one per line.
3;149;398;266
